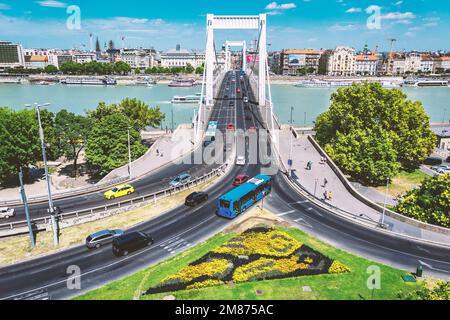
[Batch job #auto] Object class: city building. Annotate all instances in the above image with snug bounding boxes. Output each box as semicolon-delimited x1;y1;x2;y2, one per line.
320;46;356;76
72;52;97;64
420;54;435;73
28;56;49;69
268;51;281;74
0;41;25;70
434;56;450;73
280;49;321;75
160;44;205;68
120;48;156;70
404;52;421;74
355;50;380;76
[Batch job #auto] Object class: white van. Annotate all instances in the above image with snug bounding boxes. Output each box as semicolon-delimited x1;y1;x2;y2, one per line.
0;207;15;219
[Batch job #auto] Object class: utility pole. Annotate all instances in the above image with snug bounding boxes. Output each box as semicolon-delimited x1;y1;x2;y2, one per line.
380;176;390;228
288;106;294;176
387;38;397;76
127;128;132;178
171;105;174;132
25;103;59;246
19;168;35;248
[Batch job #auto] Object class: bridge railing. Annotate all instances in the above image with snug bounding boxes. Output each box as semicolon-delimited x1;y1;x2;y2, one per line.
0;163;228;238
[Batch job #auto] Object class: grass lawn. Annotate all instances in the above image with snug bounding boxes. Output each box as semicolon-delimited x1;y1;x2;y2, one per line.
75;226;422;300
376;169;429;198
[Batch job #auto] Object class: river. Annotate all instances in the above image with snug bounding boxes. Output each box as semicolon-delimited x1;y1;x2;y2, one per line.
0;83;449;127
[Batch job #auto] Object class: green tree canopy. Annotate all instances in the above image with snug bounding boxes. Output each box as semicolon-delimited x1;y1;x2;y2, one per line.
44;65;58;74
0;108;40;184
314;82;436;185
85;113;146;176
55;110;92;176
394;174;449;227
88;98;165;131
400;281;450;300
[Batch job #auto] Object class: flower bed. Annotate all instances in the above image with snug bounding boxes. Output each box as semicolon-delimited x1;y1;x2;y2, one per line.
145;227;349;295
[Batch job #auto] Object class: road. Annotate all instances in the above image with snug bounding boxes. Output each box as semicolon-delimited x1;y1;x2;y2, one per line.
5;71;246;223
1;71;449;300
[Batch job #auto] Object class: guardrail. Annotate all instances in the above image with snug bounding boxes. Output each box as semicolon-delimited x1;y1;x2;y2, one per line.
0;163;228;238
307;135;450;237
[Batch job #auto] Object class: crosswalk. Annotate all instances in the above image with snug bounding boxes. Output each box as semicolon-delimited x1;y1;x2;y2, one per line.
159;236;191;255
13;289;50;300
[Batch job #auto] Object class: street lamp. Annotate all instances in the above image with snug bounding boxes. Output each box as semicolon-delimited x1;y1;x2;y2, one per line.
379;176;390;228
127;127;132;178
288;106;294;176
25;102;59;247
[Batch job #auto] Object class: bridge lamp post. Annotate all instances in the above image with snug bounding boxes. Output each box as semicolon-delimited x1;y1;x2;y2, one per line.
379;176;390;229
127;127;132;178
288;106;294;176
25;103;59;247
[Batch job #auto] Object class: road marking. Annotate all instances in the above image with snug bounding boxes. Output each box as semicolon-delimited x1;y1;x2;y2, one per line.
277;210;296;217
289;200;309;205
419;260;450;274
1;215;217;300
306;207;314;211
293;218;313;228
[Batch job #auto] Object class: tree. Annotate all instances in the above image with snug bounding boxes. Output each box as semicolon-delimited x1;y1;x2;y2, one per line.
314;82;436;186
88;99;165;131
44;65;58;74
0;108;40;184
113;61;131;75
119;98;165;130
55;110;92;177
394;174;449;227
95;37;101;53
85;113;146;176
185;63;195;74
195;65;204;75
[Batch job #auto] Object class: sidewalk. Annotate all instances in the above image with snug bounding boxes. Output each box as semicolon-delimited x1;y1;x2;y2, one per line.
278;128;450;245
0;126;194;203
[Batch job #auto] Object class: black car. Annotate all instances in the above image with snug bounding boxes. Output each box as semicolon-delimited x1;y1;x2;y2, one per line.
185;192;209;207
112;231;153;257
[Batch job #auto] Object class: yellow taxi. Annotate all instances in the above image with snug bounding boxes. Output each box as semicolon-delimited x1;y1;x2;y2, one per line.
104;184;135;200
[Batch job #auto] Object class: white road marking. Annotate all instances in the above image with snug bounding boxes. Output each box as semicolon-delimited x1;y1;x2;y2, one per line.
419;260;450;274
289;200;309;205
293;218;313;228
277;210;296;217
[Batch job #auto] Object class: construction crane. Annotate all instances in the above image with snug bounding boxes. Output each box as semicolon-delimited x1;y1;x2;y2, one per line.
387;38;397;75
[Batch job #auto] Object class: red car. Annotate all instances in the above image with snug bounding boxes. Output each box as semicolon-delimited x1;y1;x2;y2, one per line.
233;175;250;186
249;126;257;133
237;88;241;93
227;123;235;130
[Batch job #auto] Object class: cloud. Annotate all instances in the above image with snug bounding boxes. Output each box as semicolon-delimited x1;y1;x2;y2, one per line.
424;22;438;27
266;11;282;15
423;17;440;22
0;3;10;10
394;1;403;6
328;23;359;31
346;8;362;13
265;2;296;10
381;12;416;20
36;1;67;8
405;31;415;37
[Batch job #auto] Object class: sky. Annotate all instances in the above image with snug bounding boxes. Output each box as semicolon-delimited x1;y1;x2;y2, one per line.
0;0;448;52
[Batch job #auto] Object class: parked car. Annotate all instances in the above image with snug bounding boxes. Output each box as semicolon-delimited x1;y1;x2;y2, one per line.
227;123;235;130
236;155;246;166
243;97;249;103
423;157;443;166
437;168;450;174
0;207;15;219
170;173;192;187
233;175;250;186
229;101;235;107
185;192;209;207
86;229;124;249
248;126;257;133
237;88;241;93
432;165;450;172
104;184;135;200
112;231;154;257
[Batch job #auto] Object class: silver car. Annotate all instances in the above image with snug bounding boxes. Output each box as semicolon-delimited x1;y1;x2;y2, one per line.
86;229;124;249
0;207;15;219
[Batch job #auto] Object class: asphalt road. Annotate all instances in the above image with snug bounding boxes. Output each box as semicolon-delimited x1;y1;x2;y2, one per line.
6;71;247;223
1;71;449;301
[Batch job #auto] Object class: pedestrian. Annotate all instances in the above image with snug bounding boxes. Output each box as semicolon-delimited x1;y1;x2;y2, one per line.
323;190;328;201
323;178;328;188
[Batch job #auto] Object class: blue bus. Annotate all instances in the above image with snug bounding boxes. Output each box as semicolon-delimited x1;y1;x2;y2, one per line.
217;175;273;219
